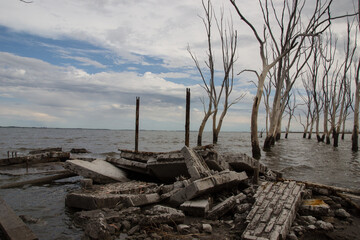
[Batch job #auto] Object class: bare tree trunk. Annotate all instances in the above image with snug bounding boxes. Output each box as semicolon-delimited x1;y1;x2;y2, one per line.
352;60;360;151
341;115;346;140
198;102;212;146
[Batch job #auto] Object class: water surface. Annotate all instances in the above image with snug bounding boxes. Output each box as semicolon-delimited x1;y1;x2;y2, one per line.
0;127;359;239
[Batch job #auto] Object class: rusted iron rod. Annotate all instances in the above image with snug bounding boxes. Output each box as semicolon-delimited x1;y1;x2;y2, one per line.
185;88;190;147
135;96;140;152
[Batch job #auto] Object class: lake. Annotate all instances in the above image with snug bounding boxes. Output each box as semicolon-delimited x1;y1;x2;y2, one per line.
0;127;359;239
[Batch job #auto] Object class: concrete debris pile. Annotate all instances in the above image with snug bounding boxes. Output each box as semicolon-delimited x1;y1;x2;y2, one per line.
3;146;359;240
63;145;287;240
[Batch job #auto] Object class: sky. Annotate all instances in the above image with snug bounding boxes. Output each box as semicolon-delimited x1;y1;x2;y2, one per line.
0;0;356;131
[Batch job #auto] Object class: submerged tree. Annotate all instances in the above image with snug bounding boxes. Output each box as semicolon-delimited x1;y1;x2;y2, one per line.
229;0;343;159
189;0;245;146
332;21;357;147
285;93;297;139
352;59;360;151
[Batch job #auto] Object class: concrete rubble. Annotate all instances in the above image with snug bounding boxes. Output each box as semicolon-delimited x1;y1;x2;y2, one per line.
4;146;359;239
64;159;128;184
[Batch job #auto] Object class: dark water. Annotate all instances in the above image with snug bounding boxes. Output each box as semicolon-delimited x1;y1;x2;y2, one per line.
0;127;359;239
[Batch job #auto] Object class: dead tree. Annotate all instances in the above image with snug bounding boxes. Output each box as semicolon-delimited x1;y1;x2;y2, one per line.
299;78;315;139
320;29;337;144
352;59;360;151
306;36;324;142
189;0;244;146
353;4;360;151
333;21;357;147
230;0;357;158
285;93;298;139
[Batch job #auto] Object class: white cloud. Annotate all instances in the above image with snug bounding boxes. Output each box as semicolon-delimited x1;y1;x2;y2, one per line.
0;0;356;131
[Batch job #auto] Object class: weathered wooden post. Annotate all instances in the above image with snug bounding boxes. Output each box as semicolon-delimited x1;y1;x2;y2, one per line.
135;97;140;152
185;88;190;147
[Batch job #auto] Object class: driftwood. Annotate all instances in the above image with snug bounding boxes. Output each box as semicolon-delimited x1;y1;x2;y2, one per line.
0;171;76;189
336;192;360;213
286;179;360;195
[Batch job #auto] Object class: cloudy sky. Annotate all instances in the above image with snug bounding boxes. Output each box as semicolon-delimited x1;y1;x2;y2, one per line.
0;0;355;131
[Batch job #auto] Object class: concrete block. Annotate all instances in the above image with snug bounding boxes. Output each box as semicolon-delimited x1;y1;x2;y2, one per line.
106;157;148;175
180;198;211;217
207;193;246;220
65;159;128;183
169;170;248;206
181;146;211;181
299;199;330;217
0;197;38;240
119;193;161;207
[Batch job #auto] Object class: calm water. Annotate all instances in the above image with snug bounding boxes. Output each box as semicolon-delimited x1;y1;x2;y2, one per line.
0;127;359;239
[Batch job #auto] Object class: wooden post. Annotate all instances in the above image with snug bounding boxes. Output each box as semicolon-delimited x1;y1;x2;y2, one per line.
135;97;140;152
185;88;190;147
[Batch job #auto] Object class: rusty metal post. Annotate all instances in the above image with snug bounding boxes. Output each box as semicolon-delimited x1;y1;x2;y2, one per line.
185;88;190;147
135;97;140;152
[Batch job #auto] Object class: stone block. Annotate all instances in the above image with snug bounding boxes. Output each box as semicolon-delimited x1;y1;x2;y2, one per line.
169;170;248;206
181;146;211;181
180;198;211;217
299;199;330;217
119;193;161;207
207;193;246;220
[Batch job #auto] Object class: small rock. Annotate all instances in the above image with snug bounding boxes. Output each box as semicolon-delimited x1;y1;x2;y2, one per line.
335;209;350;219
150;233;162;240
287;231;298;240
161;224;173;232
128;225;140;236
316;220;334;231
121;220;131;231
236;203;252;214
292;226;304;236
307;225;316;230
316;188;330;195
202;223;212;233
301;215;317;225
19;215;40;224
80;178;93;189
177;224;190;233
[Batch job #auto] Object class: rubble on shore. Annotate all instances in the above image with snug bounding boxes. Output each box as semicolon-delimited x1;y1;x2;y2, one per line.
1;146;360;240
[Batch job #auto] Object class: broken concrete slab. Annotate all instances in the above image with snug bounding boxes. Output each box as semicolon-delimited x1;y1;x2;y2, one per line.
180;198;211;217
106;157;148;175
169;170;248;206
0;196;38;240
221;152;282;179
65;181;160;210
207;193;246;220
181;146;212;181
65;159;128;184
117;193;161;207
147;160;190;182
141;205;185;225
